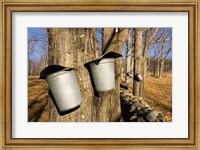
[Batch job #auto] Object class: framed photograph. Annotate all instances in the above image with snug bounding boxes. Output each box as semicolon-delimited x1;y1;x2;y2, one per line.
0;0;199;149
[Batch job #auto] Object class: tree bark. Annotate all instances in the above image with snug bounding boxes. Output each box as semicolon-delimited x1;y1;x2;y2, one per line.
48;28;95;121
118;28;131;86
94;28;121;122
159;60;164;78
48;28;121;122
133;28;143;97
143;30;150;78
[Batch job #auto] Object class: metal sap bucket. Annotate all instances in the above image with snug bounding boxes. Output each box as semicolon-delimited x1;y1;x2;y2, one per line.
89;58;115;91
134;73;143;82
84;51;122;92
40;65;82;113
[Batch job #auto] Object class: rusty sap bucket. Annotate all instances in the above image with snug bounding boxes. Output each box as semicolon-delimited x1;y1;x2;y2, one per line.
84;51;121;92
40;65;83;113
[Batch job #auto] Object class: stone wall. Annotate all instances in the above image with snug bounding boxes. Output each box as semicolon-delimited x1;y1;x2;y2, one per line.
120;88;165;122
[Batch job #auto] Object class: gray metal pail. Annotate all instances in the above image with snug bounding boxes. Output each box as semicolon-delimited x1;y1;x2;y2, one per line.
46;69;82;113
134;73;143;82
89;58;115;92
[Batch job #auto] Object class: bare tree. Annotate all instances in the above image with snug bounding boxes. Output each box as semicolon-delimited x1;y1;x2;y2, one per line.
149;29;172;78
158;30;172;78
143;28;159;77
28;38;35;75
143;28;172;77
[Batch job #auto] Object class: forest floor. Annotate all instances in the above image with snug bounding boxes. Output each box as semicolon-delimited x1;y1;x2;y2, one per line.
144;74;172;122
28;74;172;122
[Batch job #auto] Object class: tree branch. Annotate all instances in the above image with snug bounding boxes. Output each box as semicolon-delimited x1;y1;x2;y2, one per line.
150;37;171;45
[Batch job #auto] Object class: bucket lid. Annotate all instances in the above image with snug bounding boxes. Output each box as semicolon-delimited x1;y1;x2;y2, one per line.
84;51;122;68
39;65;75;79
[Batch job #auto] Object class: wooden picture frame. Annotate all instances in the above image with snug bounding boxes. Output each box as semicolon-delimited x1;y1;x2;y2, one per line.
0;0;199;149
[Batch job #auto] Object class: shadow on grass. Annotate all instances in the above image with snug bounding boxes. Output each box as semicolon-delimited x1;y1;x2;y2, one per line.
28;100;48;122
28;92;49;122
28;91;47;107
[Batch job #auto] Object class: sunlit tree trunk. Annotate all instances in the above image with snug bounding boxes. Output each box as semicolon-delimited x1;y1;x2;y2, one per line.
48;28;121;122
158;60;164;78
133;28;143;97
95;28;121;122
48;28;95;121
117;28;130;86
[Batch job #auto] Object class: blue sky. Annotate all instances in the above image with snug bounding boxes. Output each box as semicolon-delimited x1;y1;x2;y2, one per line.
28;28;48;61
28;28;172;62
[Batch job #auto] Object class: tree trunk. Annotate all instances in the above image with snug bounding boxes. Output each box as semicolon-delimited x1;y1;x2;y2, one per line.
118;29;131;86
155;59;160;77
143;46;149;78
147;58;150;74
95;28;121;122
28;60;31;75
126;31;132;74
158;40;165;78
133;28;143;97
159;59;164;78
48;28;121;122
143;29;151;78
125;29;133;91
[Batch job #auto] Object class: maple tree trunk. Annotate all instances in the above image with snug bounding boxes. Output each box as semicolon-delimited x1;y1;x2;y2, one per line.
143;46;149;78
48;28;121;122
159;60;164;78
143;29;151;78
133;28;143;97
118;29;131;86
95;28;121;122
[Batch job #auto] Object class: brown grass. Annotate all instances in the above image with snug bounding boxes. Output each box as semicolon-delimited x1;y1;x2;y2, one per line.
144;74;172;122
28;76;49;122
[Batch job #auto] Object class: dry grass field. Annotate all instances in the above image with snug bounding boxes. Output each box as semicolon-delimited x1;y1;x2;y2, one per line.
28;76;49;122
28;74;172;122
144;74;172;122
